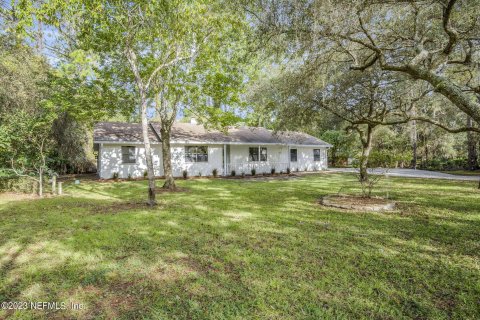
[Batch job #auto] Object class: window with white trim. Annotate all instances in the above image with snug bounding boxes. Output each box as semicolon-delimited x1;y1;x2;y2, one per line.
121;146;136;164
249;147;267;161
185;146;208;162
290;149;297;162
260;147;267;161
313;149;321;161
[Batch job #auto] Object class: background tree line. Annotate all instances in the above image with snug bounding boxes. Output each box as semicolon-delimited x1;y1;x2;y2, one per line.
1;0;479;200
244;0;479;180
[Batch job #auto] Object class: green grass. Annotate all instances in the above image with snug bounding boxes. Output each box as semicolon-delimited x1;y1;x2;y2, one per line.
0;173;479;319
441;170;480;176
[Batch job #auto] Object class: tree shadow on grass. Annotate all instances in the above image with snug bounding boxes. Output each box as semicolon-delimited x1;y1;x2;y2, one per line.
0;175;479;318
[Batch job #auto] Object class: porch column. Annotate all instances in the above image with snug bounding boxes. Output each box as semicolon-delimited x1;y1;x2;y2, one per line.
223;144;227;176
288;145;290;170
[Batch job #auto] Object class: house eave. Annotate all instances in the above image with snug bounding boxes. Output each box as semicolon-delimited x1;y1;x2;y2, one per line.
93;140;331;148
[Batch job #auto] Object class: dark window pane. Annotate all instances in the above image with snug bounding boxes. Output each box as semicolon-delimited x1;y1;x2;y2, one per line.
197;153;208;162
249;147;259;161
313;149;321;161
260;147;267;161
290;149;297;162
122;146;136;163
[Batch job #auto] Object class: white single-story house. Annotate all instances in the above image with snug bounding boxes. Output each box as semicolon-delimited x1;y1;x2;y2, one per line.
93;120;332;179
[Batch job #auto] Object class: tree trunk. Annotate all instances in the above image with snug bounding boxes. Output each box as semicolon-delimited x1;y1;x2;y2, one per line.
359;126;374;182
38;167;43;197
466;117;478;170
160;127;176;190
411;119;418;169
424;134;429;167
140;99;157;206
125;46;156;206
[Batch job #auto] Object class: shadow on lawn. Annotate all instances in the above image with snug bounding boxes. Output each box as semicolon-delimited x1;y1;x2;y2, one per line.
0;175;479;319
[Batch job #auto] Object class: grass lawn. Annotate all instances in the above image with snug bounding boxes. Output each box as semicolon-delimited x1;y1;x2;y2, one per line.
0;173;479;319
441;170;480;176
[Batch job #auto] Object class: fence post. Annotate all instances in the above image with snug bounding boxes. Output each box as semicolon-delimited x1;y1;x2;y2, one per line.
52;175;56;195
58;182;63;195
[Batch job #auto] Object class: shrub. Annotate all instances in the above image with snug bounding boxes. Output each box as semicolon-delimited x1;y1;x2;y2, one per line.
127;173;133;180
296;167;300;172
251;168;256;176
0;176;35;193
271;167;276;174
143;170;148;178
231;170;236;177
112;172;119;180
241;172;245;177
182;170;188;179
287;167;291;174
212;168;218;178
423;158;468;171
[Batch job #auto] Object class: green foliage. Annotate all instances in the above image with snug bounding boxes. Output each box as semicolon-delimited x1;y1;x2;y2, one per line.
423;158;468;171
321;130;358;166
43;0;252;129
48;49;136;122
212;168;218;178
0;176;35;193
183;170;188;180
251;168;256;176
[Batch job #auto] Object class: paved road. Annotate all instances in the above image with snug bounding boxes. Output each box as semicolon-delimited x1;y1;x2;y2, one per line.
328;168;480;181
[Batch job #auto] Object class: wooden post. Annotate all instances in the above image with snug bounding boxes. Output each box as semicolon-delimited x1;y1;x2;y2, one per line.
38;168;43;197
58;182;63;195
52;175;56;195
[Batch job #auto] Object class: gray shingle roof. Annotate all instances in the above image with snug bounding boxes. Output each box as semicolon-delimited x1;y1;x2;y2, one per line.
93;122;159;143
94;122;332;147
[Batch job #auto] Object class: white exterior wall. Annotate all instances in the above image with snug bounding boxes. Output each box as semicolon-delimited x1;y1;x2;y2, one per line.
228;145;289;174
98;143;328;179
289;146;328;172
170;144;224;177
227;145;328;174
99;144;163;179
98;143;224;179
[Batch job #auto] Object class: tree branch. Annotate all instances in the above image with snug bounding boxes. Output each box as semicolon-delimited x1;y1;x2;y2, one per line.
145;52;196;91
412;116;480;133
442;0;458;55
